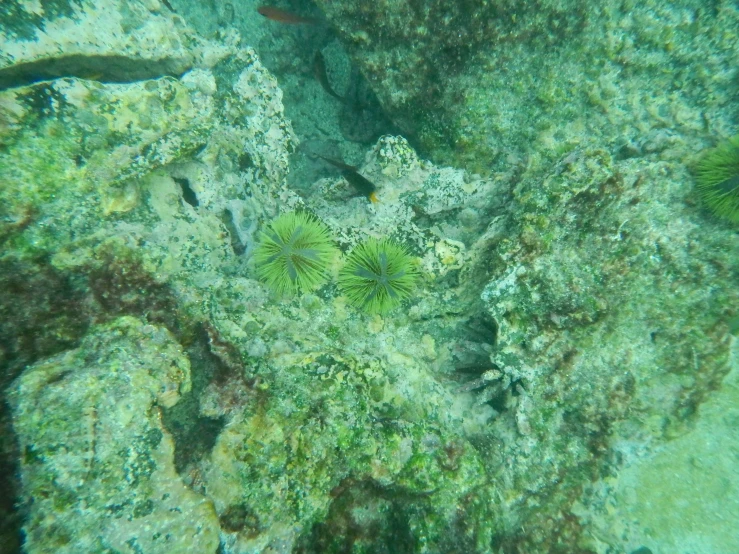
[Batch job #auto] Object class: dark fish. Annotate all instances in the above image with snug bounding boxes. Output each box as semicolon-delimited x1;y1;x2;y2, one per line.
257;6;318;25
314;154;378;203
313;52;345;102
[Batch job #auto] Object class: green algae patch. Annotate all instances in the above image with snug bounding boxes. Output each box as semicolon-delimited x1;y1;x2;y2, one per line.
0;76;214;258
201;346;496;552
8;317;219;554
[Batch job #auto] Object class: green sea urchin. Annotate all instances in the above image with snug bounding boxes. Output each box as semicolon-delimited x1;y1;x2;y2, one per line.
254;212;337;295
694;135;739;223
338;238;419;314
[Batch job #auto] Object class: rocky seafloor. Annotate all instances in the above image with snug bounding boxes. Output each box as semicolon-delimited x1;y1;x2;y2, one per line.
0;1;737;553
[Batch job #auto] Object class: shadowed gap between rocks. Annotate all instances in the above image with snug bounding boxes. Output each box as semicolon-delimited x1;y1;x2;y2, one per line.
161;324;234;475
0;54;189;91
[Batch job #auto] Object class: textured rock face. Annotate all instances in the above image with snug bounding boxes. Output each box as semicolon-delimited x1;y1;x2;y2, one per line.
314;0;737;172
0;2;299;551
470;144;738;551
0;39;297;376
1;1;738;553
0;2;503;552
0;0;199;89
8;317;220;554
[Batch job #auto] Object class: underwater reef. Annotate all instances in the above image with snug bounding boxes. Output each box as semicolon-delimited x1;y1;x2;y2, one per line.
0;1;737;554
314;0;739;174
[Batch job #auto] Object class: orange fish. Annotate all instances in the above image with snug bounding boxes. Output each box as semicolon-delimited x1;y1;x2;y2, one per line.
257;6;318;25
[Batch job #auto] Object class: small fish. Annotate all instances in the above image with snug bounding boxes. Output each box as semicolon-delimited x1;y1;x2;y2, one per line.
313;52;345;102
257;6;318;25
314;154;378;203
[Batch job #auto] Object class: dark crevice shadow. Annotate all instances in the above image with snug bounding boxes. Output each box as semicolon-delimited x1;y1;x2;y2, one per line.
0;54;189;91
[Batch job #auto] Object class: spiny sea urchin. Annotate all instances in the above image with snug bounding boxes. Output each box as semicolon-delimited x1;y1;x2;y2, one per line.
694;135;739;223
254;211;337;295
338;238;419;314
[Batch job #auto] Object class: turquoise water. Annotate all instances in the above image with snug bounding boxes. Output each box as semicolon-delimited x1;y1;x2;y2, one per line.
0;1;737;553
